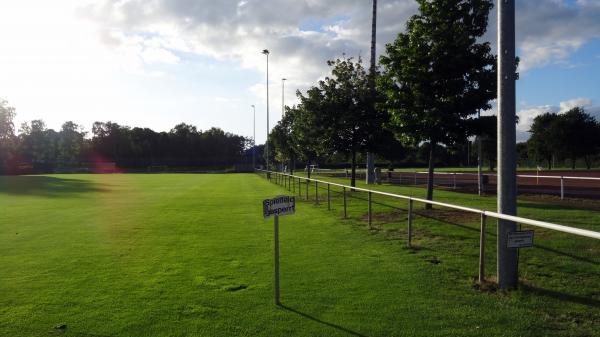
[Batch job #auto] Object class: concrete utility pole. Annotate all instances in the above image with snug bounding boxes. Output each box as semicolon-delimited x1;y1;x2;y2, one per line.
497;0;518;289
281;78;287;119
252;104;256;169
366;0;377;185
263;49;270;172
477;110;483;196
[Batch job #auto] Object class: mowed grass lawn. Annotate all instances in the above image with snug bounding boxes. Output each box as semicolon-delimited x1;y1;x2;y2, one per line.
1;174;599;337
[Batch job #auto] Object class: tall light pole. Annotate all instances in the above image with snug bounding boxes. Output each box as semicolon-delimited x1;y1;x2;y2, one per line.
477;109;483;196
251;104;256;169
262;49;270;172
497;0;518;289
366;0;378;185
281;78;287;119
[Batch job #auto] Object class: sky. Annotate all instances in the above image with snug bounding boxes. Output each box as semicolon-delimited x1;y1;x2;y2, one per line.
0;0;599;143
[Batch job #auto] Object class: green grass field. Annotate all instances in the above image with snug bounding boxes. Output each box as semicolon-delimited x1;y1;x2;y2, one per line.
1;173;599;337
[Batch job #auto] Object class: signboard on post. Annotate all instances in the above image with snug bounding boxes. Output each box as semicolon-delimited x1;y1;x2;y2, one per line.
507;230;534;248
263;196;295;218
262;195;295;306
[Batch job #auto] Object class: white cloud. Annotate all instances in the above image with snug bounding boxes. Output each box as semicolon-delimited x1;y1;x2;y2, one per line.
516;97;600;141
1;0;599;143
559;97;593;112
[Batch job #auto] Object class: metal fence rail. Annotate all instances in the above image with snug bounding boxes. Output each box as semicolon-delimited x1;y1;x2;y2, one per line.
317;169;600;199
257;169;600;283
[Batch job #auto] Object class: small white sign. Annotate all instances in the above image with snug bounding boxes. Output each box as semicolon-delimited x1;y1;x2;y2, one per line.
507;230;534;248
263;196;296;218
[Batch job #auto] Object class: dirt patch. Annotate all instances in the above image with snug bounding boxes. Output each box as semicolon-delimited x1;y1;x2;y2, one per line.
361;208;480;226
223;284;248;292
414;208;480;226
521;194;600;211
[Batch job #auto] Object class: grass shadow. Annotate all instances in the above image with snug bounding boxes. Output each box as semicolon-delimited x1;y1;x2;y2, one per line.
521;284;600;309
0;175;109;197
280;305;369;337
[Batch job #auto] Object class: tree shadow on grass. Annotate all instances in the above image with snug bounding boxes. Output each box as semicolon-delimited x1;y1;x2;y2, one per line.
0;175;109;197
280;305;369;337
521;284;600;309
412;209;599;266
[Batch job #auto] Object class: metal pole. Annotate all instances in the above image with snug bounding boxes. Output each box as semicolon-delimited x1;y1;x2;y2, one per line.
274;215;280;305
315;181;319;204
305;179;309;201
282;78;286;119
479;213;487;283
252;105;256;169
343;187;347;218
477;110;483;196
263;49;270;173
327;184;331;210
407;199;413;247
497;0;518;289
365;0;377;185
368;191;372;229
560;177;564;200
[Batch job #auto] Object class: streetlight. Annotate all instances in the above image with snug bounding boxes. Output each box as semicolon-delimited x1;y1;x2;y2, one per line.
251;104;256;169
262;49;270;172
281;78;287;119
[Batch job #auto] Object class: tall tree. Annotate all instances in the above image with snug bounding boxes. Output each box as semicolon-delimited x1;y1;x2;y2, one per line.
269;108;297;173
555;107;600;169
288;88;329;178
0;99;17;172
527;112;560;169
58;121;86;168
379;0;496;208
319;57;381;187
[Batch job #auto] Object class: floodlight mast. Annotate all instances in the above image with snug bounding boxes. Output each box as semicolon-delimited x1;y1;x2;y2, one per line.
366;0;377;185
281;78;287;119
497;0;518;289
263;49;270;172
252;104;256;169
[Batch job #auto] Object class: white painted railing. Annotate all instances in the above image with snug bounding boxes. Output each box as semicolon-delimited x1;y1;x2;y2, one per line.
256;169;600;283
318;169;600;199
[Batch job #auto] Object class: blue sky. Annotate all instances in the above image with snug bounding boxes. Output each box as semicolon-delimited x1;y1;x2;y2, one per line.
0;0;599;143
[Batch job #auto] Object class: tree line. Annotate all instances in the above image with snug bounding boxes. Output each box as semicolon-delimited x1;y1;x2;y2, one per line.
266;0;600;205
0;99;250;174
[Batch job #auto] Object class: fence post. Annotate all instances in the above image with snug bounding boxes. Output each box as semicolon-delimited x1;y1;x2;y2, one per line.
479;213;487;283
292;175;295;193
453;173;457;190
407;198;413;247
560;176;564;200
327;184;331;210
305;179;309;201
315;181;319;204
343;187;347;219
274;215;280;305
414;172;417;185
368;191;372;229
